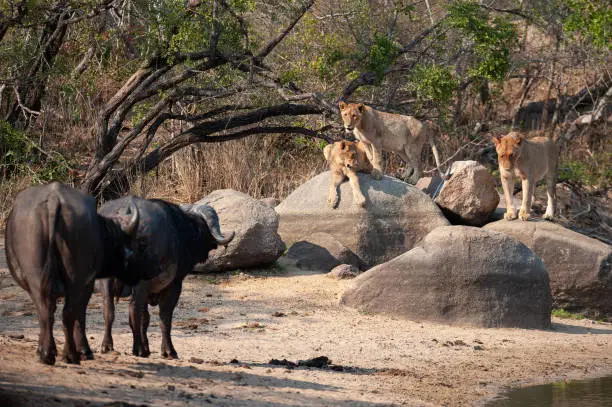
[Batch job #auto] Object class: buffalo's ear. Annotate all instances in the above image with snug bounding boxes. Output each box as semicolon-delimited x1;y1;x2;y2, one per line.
357;103;365;112
338;101;347;110
121;201;139;235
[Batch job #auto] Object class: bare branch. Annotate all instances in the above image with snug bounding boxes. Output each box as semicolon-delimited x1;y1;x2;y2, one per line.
183;103;323;137
255;0;315;60
136;123;331;176
341;22;443;101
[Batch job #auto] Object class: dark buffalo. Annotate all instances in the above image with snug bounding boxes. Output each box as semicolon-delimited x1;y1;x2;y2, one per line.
98;197;233;358
4;182;145;365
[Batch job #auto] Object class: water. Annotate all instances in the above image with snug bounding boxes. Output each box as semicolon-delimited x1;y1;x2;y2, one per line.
487;375;612;407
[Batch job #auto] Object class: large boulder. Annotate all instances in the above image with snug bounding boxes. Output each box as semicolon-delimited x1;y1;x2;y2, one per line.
341;226;552;329
434;161;500;226
484;220;612;318
190;189;285;272
276;171;449;267
284;232;362;271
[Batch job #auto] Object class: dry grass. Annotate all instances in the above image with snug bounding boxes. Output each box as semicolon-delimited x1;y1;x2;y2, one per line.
129;135;329;204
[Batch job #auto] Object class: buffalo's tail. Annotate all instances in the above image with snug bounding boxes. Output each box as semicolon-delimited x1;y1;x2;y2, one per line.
44;193;61;292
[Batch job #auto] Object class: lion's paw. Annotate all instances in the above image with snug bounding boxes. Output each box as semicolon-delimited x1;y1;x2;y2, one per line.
354;196;367;208
542;212;554;221
328;195;339;209
504;210;517;221
518;209;530;221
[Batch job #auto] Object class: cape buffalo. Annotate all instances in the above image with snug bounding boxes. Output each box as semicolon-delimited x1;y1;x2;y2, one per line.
98;197;234;359
4;182;145;365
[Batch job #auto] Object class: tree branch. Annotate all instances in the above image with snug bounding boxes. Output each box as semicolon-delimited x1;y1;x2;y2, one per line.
255;0;315;60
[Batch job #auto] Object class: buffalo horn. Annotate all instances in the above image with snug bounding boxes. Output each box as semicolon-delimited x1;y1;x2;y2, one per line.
192;205;235;246
123;201;140;235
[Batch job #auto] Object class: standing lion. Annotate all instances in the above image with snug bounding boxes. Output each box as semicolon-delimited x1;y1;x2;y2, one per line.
338;101;443;184
493;131;558;221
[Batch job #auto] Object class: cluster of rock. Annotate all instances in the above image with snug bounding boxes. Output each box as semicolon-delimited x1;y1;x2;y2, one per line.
185;161;611;328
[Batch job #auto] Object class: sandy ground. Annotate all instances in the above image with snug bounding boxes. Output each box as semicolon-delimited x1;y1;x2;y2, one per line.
0;241;611;407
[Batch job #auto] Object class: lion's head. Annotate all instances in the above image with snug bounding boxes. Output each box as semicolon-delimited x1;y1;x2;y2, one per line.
493;132;523;170
326;140;360;170
339;101;365;134
338;140;360;170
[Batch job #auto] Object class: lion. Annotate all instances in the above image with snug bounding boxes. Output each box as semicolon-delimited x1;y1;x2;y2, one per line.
323;139;373;208
338;101;443;184
493;131;559;221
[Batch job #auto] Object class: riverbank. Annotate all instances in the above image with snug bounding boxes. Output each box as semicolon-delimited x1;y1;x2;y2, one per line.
0;255;610;406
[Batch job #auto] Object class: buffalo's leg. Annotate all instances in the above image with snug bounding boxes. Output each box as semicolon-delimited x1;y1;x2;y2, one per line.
31;286;57;365
100;279;115;353
129;282;151;357
141;303;150;356
159;281;182;359
73;281;94;360
61;292;80;364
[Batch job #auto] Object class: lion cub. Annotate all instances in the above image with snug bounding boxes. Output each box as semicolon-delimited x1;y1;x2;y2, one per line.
493;132;558;221
323;140;373;208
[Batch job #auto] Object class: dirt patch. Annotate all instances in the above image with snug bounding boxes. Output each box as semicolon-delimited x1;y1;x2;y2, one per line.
0;242;611;406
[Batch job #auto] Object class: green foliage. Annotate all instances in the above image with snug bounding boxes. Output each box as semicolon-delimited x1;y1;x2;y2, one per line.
0;121;29;170
0;121;71;184
552;308;586;320
367;35;401;80
447;1;517;82
558;157;611;188
293;135;325;150
562;0;611;49
408;64;458;116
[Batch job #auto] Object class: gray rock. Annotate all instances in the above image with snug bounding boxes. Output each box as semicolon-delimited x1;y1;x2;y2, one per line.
328;264;361;280
285;232;362;272
415;174;444;198
484;220;612;318
191;189;285;272
341;226;552;329
276;171;449;268
260;197;279;208
435;161;500;226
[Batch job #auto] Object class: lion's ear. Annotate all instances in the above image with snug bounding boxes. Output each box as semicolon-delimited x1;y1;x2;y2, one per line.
515;135;524;145
323;144;332;161
339;101;347;110
357;103;365;112
490;134;500;146
339;140;346;149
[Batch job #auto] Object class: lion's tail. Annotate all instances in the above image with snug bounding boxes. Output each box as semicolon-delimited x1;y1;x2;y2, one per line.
425;120;445;178
429;137;444;177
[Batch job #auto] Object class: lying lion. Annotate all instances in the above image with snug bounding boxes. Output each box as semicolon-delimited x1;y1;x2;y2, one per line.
338;101;443;184
493;131;558;221
323;140;373;208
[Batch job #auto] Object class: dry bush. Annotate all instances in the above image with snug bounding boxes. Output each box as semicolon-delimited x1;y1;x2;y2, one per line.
130;135;328;203
0;176;38;229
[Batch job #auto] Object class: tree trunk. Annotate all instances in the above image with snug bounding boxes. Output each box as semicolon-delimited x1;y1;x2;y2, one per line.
6;10;69;129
